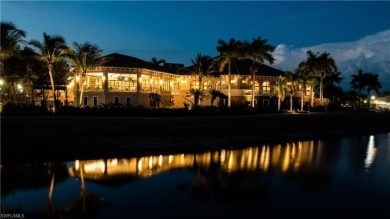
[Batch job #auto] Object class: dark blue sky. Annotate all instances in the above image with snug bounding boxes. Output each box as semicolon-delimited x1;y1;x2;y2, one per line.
2;1;390;66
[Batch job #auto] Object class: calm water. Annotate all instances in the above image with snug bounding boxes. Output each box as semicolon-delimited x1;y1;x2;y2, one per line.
1;134;390;218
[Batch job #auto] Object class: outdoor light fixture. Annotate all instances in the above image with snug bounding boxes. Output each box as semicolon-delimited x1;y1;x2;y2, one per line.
371;95;376;100
0;79;4;86
76;76;80;82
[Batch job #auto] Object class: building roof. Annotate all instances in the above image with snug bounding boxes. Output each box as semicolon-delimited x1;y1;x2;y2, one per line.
101;53;180;74
182;58;284;77
101;53;284;77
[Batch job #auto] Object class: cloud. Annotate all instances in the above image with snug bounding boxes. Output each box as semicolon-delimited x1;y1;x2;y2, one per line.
272;29;390;91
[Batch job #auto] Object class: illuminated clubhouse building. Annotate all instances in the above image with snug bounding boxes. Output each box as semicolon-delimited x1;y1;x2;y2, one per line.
67;53;315;109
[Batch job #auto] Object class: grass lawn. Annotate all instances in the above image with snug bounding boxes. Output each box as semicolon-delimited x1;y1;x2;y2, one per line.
2;111;390;164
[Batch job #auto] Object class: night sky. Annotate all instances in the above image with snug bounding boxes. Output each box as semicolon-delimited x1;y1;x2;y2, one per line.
2;1;390;90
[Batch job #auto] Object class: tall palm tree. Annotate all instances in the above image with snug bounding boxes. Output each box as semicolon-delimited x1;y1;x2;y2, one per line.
364;72;382;107
178;53;219;106
215;38;243;107
299;50;337;106
296;61;317;108
350;69;366;96
284;71;297;112
65;42;106;106
270;75;287;111
323;71;344;104
364;73;381;97
150;57;166;66
29;33;68;111
242;36;275;108
0;21;26;69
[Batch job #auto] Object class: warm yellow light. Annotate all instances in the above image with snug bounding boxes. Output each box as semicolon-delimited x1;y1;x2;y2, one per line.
75;160;80;170
76;76;80;82
139;77;143;82
0;79;4;86
150;79;154;83
102;76;106;81
181;80;187;84
159;79;163;85
371;96;375;100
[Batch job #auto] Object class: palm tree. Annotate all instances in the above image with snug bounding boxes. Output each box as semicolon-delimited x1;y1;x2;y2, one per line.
242;36;275;108
209;89;227;107
178;53;219;106
215;38;243;107
299;50;337;106
284;71;297;112
29;33;68;111
187;89;207;107
323;71;344;104
296;61;317;108
364;73;381;96
149;92;161;108
364;72;382;107
65;42;106;106
150;57;166;66
0;21;26;69
270;75;287;111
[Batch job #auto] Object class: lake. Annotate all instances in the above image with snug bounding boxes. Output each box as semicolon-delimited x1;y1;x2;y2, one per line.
1;133;390;218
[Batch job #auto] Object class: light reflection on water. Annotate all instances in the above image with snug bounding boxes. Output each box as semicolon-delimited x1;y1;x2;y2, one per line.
1;133;390;218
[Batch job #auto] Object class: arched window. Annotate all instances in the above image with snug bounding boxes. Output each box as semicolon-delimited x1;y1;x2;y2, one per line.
203;80;213;90
216;80;227;90
262;81;270;93
190;80;199;89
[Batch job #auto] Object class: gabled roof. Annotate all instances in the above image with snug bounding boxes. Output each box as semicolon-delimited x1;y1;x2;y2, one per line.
181;58;284;77
101;53;179;74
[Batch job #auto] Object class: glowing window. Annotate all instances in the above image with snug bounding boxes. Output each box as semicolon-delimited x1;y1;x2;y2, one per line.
190;80;200;89
203;80;213;90
262;81;270;93
216;80;227;90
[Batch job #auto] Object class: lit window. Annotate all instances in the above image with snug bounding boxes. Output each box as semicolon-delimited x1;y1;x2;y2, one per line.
190;81;199;89
203;80;213;90
262;81;270;93
216;80;227;90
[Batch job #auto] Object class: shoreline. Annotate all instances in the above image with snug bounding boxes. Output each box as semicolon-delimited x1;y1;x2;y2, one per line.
2;111;390;164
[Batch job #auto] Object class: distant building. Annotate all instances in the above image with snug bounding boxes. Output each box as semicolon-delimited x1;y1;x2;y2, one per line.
374;95;390;110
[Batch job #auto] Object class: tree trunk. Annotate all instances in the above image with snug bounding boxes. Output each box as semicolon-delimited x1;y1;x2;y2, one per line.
228;60;231;107
320;76;324;106
290;94;293;112
251;61;256;108
278;97;281;111
79;71;86;106
48;64;57;112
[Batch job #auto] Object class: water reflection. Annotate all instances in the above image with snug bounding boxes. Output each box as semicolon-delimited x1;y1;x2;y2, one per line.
2;134;390;218
364;135;377;171
68;141;325;180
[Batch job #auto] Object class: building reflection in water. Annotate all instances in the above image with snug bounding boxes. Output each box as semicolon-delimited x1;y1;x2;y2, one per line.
68;140;326;180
